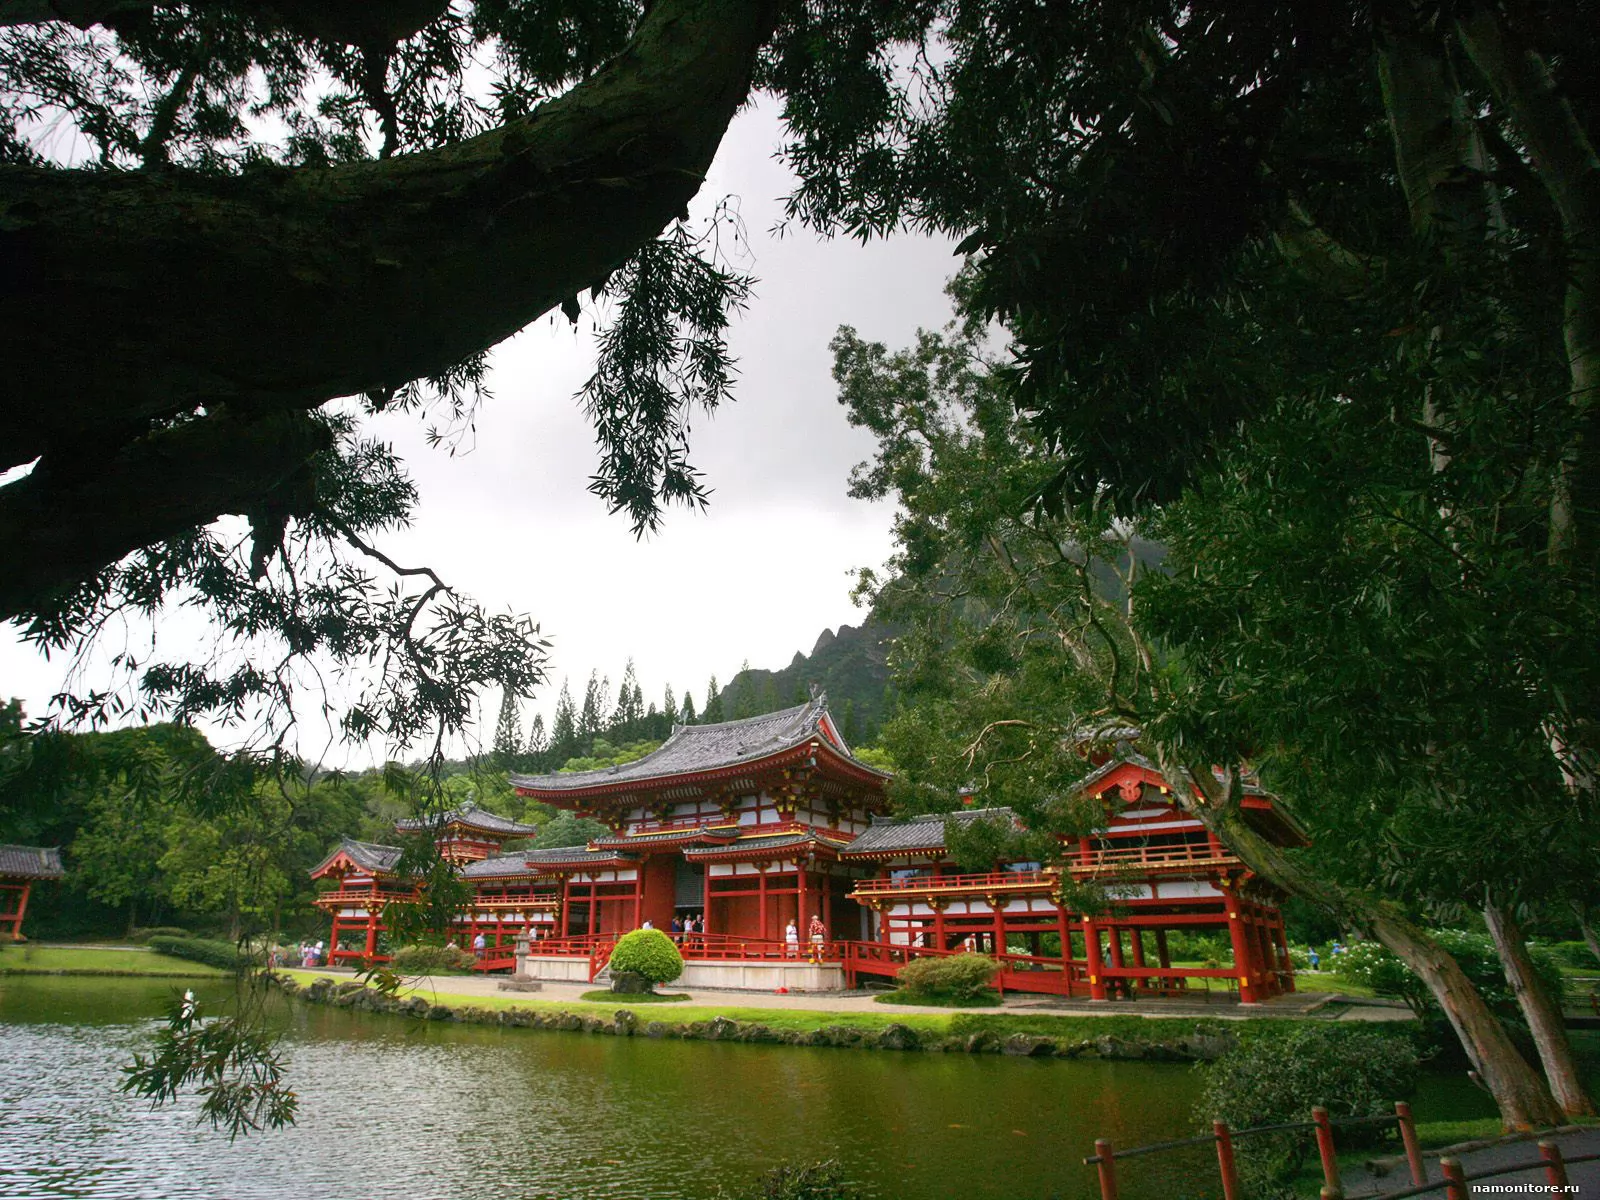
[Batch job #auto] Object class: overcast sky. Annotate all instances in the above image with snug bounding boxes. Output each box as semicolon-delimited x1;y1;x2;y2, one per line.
0;95;958;764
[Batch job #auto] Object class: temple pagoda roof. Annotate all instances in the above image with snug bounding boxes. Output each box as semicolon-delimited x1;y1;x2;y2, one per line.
521;844;637;870
683;828;853;862
840;808;1018;859
459;851;547;880
510;696;889;799
395;802;539;838
0;844;64;880
310;838;404;877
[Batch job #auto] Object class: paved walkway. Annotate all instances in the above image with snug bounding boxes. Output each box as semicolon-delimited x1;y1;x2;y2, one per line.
284;967;1410;1021
1343;1126;1600;1197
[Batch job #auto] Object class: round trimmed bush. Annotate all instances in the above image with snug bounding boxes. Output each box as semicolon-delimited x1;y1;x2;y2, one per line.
895;953;1000;1000
607;928;684;988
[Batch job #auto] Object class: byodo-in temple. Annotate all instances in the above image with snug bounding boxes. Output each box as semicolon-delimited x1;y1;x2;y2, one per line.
310;698;1310;1003
0;844;65;940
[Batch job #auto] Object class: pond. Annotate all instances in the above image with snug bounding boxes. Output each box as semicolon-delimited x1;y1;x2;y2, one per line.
0;977;1490;1200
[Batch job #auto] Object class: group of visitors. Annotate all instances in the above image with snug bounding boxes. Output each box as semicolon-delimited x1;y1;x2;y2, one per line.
784;915;829;960
296;940;325;968
668;913;706;944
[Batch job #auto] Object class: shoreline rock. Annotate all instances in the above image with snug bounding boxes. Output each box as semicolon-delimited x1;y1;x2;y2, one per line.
266;972;1239;1062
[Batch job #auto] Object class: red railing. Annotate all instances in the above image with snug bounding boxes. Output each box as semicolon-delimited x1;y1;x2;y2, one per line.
851;869;1055;895
676;931;844;963
1069;844;1237;872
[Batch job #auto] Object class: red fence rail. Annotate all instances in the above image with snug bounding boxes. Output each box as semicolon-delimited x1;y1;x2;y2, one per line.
852;869;1055;895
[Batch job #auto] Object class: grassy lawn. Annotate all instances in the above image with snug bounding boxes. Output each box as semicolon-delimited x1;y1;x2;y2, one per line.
277;969;1407;1045
0;944;228;977
1291;972;1378;999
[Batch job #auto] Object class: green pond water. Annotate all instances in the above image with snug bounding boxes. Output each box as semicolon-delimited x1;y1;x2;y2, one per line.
0;976;1491;1200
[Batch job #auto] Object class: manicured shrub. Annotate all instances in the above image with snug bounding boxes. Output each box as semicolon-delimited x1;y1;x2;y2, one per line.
895;952;1000;1000
389;943;476;973
147;935;256;970
131;926;191;943
607;928;684;988
1198;1025;1420;1198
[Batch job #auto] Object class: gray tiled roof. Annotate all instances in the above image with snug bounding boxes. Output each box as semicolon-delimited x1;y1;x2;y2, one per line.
311;838;403;877
590;825;738;849
395;802;539;837
510;697;888;792
459;852;545;880
840;808;1018;857
0;844;64;879
522;844;635;867
683;829;852;859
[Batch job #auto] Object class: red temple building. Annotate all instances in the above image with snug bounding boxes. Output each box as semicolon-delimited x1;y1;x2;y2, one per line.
0;844;64;940
311;699;1308;1002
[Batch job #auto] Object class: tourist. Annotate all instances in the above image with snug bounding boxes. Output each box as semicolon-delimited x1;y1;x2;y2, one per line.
641;918;653;931
314;940;325;967
671;915;683;944
784;919;799;957
808;913;826;957
1308;947;1320;971
472;931;487;959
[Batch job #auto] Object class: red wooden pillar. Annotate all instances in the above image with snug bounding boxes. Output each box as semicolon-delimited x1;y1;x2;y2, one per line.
933;900;946;950
1224;890;1260;1004
1083;917;1108;1000
1130;927;1146;968
1274;918;1295;993
758;867;769;941
13;881;31;938
822;870;833;936
702;864;712;934
991;896;1006;958
797;865;810;938
364;908;378;960
631;869;643;930
561;878;573;937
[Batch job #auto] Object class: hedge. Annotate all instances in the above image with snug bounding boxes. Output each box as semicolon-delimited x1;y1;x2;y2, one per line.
147;935;256;970
895;953;1000;1000
390;943;477;973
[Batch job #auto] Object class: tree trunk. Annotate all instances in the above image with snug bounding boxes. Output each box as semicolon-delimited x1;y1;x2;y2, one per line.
1159;756;1563;1130
1484;899;1596;1117
125;896;138;939
1573;901;1600;968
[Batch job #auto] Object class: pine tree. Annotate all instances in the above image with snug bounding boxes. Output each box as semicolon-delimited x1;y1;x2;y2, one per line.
680;692;698;724
730;660;755;719
757;675;780;715
525;713;548;758
612;660;644;738
492;687;523;767
701;676;724;723
662;683;677;725
578;671;606;749
550;680;579;763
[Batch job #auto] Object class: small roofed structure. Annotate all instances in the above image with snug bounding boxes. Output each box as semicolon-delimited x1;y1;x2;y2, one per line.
395;801;540;863
310;802;546;967
0;844;64;940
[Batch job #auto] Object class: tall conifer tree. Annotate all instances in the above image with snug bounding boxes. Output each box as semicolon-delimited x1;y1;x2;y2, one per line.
492;688;523;766
701;676;724;724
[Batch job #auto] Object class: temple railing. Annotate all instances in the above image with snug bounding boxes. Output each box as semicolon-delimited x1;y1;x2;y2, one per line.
1068;844;1238;874
850;868;1056;897
676;931;844;963
622;815;742;835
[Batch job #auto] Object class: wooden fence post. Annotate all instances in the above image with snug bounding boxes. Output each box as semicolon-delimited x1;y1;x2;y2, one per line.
1440;1157;1470;1199
1213;1119;1241;1200
1395;1100;1427;1186
1539;1141;1570;1189
1313;1107;1344;1200
1094;1138;1119;1200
